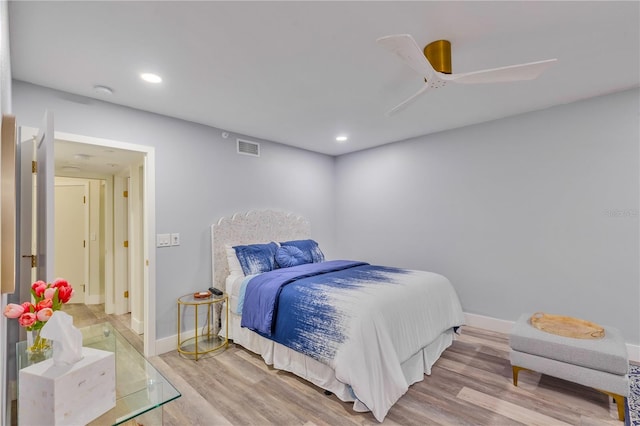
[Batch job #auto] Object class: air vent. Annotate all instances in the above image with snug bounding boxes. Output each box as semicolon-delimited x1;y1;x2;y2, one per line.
237;139;260;157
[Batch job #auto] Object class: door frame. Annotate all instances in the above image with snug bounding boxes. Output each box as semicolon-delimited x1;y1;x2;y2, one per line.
128;163;145;335
23;127;157;357
113;174;129;316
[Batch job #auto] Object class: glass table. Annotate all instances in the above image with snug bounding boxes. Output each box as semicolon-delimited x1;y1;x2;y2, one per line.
17;322;181;425
177;292;229;360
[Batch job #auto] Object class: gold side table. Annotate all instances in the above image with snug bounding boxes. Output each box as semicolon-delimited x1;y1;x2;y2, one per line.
177;292;228;360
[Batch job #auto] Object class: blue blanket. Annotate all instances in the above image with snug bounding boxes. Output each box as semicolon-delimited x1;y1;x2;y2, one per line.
241;260;367;336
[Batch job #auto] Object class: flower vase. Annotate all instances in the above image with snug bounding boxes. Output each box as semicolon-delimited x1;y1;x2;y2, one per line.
26;329;52;363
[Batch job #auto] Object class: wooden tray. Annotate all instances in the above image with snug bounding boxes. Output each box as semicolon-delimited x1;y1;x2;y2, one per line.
193;291;212;299
530;312;605;339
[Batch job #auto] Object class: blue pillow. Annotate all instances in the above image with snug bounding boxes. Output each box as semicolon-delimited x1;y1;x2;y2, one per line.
275;246;310;268
233;242;279;275
280;239;325;263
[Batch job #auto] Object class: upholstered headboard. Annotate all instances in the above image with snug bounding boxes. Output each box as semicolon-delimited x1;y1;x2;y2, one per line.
211;210;311;290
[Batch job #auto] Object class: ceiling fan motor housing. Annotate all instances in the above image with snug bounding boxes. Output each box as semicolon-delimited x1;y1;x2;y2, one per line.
424;40;452;74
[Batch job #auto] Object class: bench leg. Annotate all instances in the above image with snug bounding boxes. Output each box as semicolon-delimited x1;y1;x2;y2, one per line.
511;365;531;386
599;390;625;422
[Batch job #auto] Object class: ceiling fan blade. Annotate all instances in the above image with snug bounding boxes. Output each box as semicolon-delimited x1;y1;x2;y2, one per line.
376;34;436;78
386;83;431;116
443;58;557;84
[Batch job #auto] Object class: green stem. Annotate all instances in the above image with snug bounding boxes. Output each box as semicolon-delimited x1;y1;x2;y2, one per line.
30;330;49;352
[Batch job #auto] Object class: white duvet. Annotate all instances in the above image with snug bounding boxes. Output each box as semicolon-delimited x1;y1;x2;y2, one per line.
330;269;465;421
229;267;465;421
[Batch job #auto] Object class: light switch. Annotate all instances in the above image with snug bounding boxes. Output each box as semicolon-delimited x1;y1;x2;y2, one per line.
170;233;180;246
156;234;171;247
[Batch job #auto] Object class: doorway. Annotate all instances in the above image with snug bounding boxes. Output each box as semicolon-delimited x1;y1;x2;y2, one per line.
21;126;157;357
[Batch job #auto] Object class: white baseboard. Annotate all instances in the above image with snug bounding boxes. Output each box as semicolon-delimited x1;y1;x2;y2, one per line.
627;344;640;363
155;329;198;355
105;303;114;315
463;312;640;363
464;312;515;334
131;317;144;335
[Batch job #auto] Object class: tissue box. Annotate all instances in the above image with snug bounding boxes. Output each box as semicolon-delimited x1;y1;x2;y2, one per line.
19;347;116;426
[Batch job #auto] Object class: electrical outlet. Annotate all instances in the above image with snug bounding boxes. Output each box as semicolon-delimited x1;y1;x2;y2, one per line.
156;233;171;247
170;233;180;246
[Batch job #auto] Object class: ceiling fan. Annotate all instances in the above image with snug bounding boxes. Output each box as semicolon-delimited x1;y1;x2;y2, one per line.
376;34;557;116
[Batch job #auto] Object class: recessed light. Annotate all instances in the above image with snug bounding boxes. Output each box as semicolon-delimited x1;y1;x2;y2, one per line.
93;85;114;95
336;135;348;142
62;166;81;172
74;154;91;161
140;73;162;83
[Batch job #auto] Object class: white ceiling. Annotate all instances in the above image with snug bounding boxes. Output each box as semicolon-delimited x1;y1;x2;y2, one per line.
9;1;640;158
54;139;144;177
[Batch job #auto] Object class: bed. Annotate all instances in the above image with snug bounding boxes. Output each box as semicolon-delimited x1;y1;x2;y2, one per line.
211;210;465;422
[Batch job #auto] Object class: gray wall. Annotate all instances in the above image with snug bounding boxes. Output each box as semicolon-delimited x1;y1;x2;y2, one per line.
12;81;640;346
12;81;336;339
335;89;639;344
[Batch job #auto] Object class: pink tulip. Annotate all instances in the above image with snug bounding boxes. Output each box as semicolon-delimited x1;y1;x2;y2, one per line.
31;280;46;290
36;299;53;310
36;308;53;322
52;279;70;289
18;312;36;327
3;303;24;319
57;286;74;304
43;287;56;300
31;280;47;297
21;302;34;313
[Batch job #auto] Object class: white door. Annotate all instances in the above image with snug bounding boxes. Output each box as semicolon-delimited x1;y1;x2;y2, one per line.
18;125;34;301
54;181;87;303
35;113;54;282
19;112;54;304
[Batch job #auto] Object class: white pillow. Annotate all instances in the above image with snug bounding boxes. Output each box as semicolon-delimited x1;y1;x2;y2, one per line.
225;244;244;276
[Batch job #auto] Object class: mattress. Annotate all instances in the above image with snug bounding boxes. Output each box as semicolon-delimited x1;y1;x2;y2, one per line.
225;274;244;327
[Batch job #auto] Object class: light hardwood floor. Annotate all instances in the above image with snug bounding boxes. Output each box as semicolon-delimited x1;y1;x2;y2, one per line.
61;303;629;425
